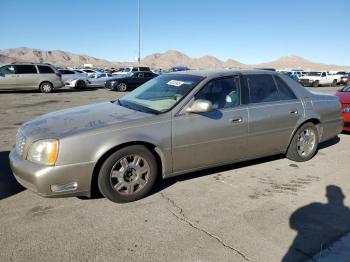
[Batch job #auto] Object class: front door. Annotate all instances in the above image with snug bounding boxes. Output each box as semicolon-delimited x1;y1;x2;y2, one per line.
172;76;249;174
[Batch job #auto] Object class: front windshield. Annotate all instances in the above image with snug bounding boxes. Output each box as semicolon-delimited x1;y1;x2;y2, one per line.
123;68;131;72
341;85;350;92
118;74;204;114
307;72;321;76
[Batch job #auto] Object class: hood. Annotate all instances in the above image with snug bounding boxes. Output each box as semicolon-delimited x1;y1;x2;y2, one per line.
336;91;350;103
20;102;152;140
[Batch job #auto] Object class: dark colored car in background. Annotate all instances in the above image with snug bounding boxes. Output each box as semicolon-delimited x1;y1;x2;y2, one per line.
336;85;350;131
167;66;191;72
105;71;158;91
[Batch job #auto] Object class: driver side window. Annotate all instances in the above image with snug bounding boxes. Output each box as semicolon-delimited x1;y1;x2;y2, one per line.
194;77;240;110
0;65;15;75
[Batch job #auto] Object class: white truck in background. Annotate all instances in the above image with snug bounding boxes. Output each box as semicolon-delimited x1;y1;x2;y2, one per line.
299;71;340;87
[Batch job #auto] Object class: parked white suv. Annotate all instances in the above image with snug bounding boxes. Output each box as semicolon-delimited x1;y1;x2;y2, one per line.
112;66;151;75
0;63;64;93
299;71;339;87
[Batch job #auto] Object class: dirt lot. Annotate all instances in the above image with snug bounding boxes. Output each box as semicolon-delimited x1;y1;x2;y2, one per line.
0;86;349;262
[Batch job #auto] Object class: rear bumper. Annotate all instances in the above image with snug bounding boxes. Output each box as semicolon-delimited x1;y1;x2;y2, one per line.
342;113;350;131
9;148;95;198
52;80;64;89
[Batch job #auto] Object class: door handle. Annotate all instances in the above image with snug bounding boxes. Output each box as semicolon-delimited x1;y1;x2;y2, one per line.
230;117;243;123
290;110;298;115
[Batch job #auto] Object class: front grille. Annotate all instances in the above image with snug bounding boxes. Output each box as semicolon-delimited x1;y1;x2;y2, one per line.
300;79;310;83
344;122;350;128
16;129;27;158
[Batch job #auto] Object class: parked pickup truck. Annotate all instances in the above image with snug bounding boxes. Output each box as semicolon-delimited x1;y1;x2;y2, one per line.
299;71;339;87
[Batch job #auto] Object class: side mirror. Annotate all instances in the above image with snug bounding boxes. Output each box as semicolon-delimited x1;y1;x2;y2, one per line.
186;99;213;114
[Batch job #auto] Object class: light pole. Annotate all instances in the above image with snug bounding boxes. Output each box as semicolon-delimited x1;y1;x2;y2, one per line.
137;0;141;65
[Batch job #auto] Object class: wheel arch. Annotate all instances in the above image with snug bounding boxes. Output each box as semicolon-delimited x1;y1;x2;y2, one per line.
286;118;322;153
90;141;165;197
39;80;53;88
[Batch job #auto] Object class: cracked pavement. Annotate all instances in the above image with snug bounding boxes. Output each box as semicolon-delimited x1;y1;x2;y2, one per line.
1;87;350;262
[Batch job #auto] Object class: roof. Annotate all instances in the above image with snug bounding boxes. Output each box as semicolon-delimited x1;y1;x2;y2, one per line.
168;69;279;78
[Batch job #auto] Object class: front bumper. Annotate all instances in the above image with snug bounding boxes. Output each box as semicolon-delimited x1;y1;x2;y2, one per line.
9;148;95;198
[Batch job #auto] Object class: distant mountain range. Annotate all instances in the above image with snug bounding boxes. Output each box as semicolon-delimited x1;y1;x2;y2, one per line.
0;47;349;71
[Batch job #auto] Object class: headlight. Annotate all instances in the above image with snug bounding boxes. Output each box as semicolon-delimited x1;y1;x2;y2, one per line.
27;139;59;165
344;108;350;113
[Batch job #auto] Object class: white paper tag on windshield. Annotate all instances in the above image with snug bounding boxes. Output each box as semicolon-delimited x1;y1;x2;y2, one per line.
167;80;185;87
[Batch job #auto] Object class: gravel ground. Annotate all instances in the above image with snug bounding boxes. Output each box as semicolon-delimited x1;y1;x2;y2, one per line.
0;85;349;262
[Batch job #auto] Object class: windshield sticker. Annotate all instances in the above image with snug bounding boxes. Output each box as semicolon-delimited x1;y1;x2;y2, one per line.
167;80;185;87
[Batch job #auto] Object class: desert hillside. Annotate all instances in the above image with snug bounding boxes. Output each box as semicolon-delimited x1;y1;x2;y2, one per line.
0;47;349;71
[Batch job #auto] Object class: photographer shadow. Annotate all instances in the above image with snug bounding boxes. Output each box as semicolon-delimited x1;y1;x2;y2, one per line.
282;185;350;261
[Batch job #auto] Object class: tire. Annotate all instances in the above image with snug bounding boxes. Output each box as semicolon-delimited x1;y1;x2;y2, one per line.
286;122;319;162
98;145;158;203
39;82;53;93
75;80;86;89
331;79;337;87
116;82;127;92
312;81;319;87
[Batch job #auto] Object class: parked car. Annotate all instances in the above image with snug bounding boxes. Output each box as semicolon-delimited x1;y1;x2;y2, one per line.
336;85;350;131
340;73;350;85
105;71;158;91
0;63;63;93
87;73;111;87
80;69;102;77
73;69;88;77
112;66;151;75
58;69;89;89
9;70;343;203
167;66;191;72
299;71;339;87
329;72;348;84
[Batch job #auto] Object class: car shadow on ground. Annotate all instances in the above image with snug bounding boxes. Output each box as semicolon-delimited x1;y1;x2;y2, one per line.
282;185;350;261
0;151;24;200
151;136;340;196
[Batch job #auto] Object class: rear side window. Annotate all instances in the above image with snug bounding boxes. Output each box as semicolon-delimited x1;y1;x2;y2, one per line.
38;65;55;74
274;76;297;100
246;74;279;103
132;68;138;72
15;65;37;74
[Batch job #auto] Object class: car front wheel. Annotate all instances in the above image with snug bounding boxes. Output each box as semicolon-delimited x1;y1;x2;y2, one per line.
98;145;158;203
116;82;127;92
286;123;319;162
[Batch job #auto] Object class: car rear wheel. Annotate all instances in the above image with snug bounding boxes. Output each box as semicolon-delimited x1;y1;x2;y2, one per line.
39;82;53;93
286;123;319;162
98;145;158;203
312;81;319;87
75;80;86;89
332;79;337;87
116;82;127;92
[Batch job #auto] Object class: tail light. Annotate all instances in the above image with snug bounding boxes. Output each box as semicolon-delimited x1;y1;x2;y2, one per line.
56;72;62;79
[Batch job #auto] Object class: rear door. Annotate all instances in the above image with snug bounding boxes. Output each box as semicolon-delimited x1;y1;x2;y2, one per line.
0;65;17;89
244;73;303;157
14;65;39;87
172;76;249;173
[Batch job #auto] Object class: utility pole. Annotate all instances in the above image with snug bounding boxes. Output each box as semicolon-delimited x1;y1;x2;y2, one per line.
137;0;141;65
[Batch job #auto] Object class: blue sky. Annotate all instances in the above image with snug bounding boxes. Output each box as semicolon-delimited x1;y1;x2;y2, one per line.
1;0;349;64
